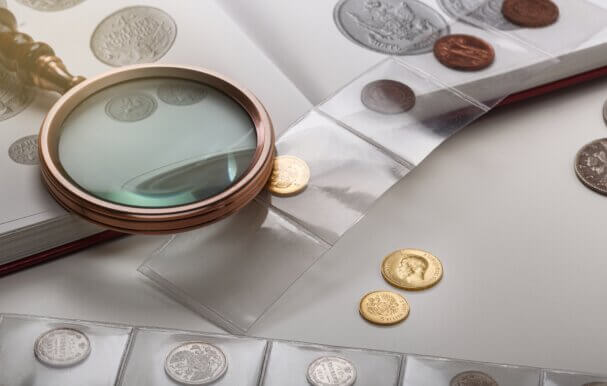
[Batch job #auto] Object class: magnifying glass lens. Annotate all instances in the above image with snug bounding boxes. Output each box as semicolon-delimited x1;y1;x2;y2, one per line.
57;78;257;208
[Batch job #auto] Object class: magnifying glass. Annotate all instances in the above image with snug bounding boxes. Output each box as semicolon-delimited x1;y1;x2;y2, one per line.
0;8;275;234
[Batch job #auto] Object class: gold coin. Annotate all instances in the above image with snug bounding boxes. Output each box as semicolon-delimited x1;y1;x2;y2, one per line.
359;290;410;325
267;155;310;196
381;249;443;291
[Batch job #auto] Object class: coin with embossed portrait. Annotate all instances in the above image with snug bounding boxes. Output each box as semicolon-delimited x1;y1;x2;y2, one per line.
158;81;208;106
16;0;85;12
575;138;607;196
34;328;91;367
334;0;450;55
306;356;357;386
0;66;33;121
8;134;39;165
434;34;495;71
105;93;157;122
451;371;498;386
361;79;415;114
502;0;559;28
165;342;227;385
438;0;518;30
382;248;443;291
359;290;409;325
91;6;177;66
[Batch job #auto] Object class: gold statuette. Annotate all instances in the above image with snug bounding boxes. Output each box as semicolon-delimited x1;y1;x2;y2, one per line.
381;249;443;291
267;155;310;196
359;290;409;325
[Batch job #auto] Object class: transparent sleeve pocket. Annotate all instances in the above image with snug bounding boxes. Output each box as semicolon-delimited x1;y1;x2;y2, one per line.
0;314;132;386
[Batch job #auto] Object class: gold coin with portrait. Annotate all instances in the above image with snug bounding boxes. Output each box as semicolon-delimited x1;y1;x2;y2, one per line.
267;155;310;196
359;290;410;325
381;249;443;291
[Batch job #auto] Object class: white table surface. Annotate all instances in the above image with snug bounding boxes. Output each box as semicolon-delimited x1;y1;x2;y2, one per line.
1;77;607;375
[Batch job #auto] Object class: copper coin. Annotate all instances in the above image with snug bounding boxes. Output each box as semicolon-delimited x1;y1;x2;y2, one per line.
361;80;416;114
502;0;559;28
434;34;495;71
575;138;607;196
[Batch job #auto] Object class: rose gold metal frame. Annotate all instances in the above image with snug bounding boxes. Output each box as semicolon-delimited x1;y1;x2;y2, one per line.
39;64;274;234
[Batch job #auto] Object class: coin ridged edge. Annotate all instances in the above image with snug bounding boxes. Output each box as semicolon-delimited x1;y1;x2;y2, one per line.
359;290;410;326
381;248;444;291
34;328;91;368
164;342;228;385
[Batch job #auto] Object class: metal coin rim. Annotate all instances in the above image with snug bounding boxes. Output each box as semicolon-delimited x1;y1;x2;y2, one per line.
361;79;416;114
267;155;311;196
359;290;410;325
306;356;357;386
433;34;495;71
104;92;158;122
501;0;559;28
450;370;498;386
34;328;91;368
333;0;451;56
574;138;607;196
164;342;228;385
381;248;444;291
90;6;178;67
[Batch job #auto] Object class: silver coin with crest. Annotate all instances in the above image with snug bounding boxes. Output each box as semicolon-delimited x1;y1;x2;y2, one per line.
15;0;85;12
306;356;357;386
34;328;91;367
0;66;34;121
105;93;157;122
8;134;39;165
575;138;607;196
334;0;450;55
158;81;208;106
438;0;518;30
91;6;177;67
450;371;498;386
164;342;228;385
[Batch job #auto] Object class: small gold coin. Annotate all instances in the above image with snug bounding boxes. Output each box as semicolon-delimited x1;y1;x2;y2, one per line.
381;249;443;290
267;155;310;196
359;290;410;325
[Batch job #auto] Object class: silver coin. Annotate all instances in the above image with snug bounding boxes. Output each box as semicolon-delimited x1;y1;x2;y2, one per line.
575;138;607;196
334;0;450;55
34;328;91;368
164;342;228;385
451;371;498;386
91;6;177;67
0;66;33;121
8;134;39;165
361;79;415;114
105;93;157;122
438;0;519;30
603;100;607;124
157;81;208;106
15;0;85;12
306;356;357;386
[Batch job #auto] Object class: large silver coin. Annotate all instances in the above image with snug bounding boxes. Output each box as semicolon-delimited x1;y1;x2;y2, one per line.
334;0;450;55
450;371;498;386
15;0;85;12
8;134;39;165
0;66;33;121
306;356;357;386
105;93;157;122
34;328;91;367
575;138;607;196
361;79;415;114
438;0;518;30
164;342;228;385
157;81;208;106
91;6;177;67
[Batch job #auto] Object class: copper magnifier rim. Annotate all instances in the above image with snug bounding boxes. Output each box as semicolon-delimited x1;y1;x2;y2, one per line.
38;64;275;234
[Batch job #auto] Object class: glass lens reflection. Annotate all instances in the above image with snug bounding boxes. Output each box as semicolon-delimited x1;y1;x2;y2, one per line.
58;78;257;208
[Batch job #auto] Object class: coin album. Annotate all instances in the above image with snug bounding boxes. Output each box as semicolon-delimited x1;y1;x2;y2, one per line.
0;313;603;386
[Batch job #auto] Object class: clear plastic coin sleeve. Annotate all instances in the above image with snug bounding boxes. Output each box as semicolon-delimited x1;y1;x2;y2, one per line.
542;369;607;386
0;314;132;386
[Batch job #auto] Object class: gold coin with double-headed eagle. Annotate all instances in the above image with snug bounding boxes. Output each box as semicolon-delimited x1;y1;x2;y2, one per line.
267;155;310;196
381;249;443;290
359;290;409;325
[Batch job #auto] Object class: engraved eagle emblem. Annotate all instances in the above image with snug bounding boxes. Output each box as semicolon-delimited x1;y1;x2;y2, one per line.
347;0;439;42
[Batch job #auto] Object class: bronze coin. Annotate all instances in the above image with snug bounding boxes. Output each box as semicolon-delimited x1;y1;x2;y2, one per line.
502;0;559;28
361;80;416;114
433;34;495;71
